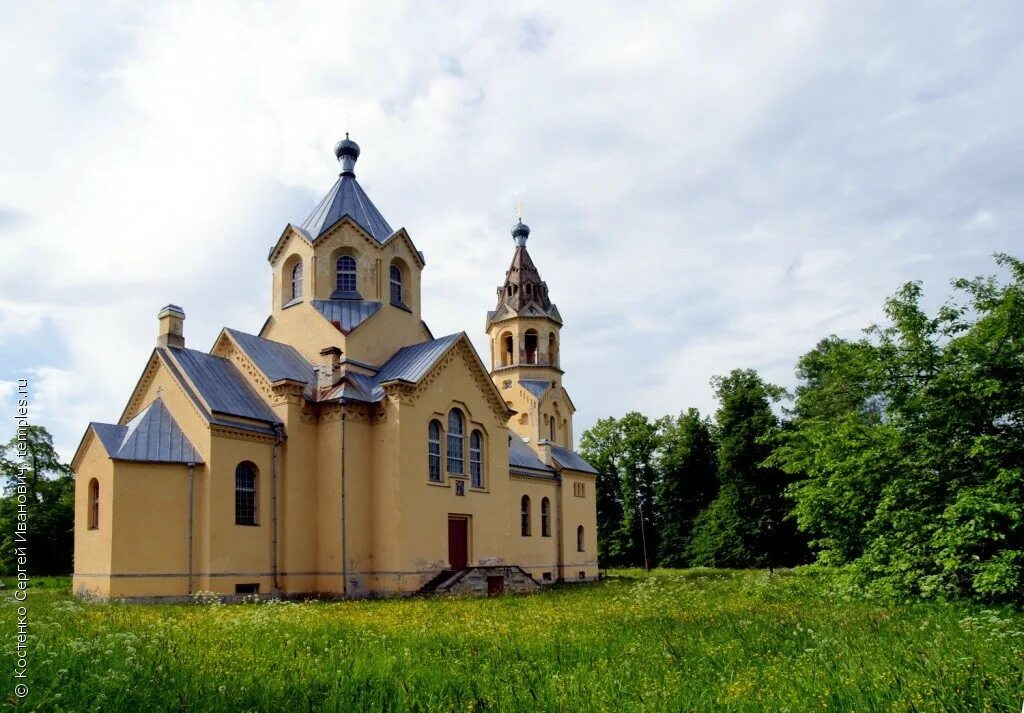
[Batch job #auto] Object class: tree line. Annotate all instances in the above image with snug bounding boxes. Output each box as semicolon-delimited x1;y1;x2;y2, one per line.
580;253;1023;602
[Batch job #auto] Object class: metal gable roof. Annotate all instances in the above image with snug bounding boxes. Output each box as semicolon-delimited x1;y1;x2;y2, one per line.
312;300;382;334
300;175;394;243
225;328;315;386
374;333;462;384
551;444;598;474
167;347;281;424
91;398;203;464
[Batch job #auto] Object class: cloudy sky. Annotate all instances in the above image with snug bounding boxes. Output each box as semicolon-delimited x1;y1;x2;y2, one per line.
1;2;1021;460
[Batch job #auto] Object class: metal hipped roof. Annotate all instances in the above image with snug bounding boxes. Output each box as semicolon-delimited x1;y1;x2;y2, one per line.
520;379;551;399
508;436;555;473
167;347;281;424
312;300;382;334
300;175;393;242
550;444;598;474
91;398;203;464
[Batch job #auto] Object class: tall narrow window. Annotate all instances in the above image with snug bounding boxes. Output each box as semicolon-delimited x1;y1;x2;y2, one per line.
428;420;442;482
470;430;483;488
577;525;585;552
290;261;303;300
336;255;357;292
88;478;99;530
524;330;538;364
548;333;558;366
447;409;464;474
541;497;551;537
549;417;556;442
235;462;258;526
521;495;531;536
390;264;403;304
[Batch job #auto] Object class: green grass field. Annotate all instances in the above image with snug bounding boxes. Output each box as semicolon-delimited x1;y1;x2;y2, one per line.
2;569;1021;711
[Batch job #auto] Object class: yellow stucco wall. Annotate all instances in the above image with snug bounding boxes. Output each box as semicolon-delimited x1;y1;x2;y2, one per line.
72;200;599;600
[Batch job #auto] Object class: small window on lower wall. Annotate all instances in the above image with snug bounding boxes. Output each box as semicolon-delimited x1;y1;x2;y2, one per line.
235;583;259;595
578;571;586;580
542;572;552;581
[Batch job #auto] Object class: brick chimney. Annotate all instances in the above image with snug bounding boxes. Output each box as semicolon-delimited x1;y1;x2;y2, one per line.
157;305;185;349
318;346;342;392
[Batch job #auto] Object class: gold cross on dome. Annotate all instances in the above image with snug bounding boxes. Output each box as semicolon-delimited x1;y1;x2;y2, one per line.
514;201;525;220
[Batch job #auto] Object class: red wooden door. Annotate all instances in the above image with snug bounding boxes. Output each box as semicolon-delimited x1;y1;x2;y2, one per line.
448;517;468;569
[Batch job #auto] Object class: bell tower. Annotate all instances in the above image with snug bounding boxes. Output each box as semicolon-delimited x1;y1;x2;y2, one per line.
487;217;575;450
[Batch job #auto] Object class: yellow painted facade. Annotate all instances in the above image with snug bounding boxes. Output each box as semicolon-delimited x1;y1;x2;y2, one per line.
72;137;598;599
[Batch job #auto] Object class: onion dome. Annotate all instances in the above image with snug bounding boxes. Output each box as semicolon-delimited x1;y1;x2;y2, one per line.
334;133;361;176
511;219;530;247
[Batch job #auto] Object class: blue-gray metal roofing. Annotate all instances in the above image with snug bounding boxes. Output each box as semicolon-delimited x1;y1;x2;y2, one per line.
551;444;598;474
312;300;381;333
225;328;315;385
91;398;203;464
520;379;551;399
375;333;462;384
508;437;555;473
300;175;393;242
168;348;281;423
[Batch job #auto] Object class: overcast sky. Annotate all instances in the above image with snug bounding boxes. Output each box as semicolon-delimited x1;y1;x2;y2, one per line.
1;2;1021;460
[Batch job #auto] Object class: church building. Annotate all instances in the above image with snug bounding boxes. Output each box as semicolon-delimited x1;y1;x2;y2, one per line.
71;135;598;599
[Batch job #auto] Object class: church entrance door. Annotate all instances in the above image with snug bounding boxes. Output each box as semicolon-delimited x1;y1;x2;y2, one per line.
448;516;469;569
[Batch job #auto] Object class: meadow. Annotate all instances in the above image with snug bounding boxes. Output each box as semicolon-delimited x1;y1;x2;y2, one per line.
2;569;1021;712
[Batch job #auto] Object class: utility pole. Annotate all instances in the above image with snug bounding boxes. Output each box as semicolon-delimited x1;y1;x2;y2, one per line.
638;494;650;572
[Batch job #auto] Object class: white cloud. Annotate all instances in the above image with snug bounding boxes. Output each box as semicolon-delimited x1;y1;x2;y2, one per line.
0;1;1021;459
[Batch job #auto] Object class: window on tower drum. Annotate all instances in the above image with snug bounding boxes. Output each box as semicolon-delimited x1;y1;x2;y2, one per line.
290;261;303;300
235;461;258;526
336;255;357;292
390;264;403;304
521;495;531;536
428;420;442;482
470;430;483;488
447;409;464;474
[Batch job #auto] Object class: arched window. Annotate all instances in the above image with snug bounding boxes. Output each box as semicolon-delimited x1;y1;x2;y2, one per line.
336;255;357;292
470;430;483;488
541;497;551;537
428;420;442;482
235;462;258;526
290;261;303;300
390;264;403;304
548;332;558;366
577;525;585;552
88;478;99;530
500;332;514;367
447;409;464;474
521;495;531;536
549;417;556;442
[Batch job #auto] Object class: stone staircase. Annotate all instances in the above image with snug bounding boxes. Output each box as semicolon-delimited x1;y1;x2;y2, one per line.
416;566;539;596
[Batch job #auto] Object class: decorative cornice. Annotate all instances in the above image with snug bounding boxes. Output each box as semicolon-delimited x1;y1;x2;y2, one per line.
403;337;513;423
210;424;278;444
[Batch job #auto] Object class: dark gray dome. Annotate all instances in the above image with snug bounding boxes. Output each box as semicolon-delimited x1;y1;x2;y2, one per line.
334;133;361;160
512;220;530;240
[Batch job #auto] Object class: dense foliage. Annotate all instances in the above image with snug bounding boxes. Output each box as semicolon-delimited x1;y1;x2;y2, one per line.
583;254;1023;601
5;570;1021;711
0;425;73;576
773;253;1024;601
